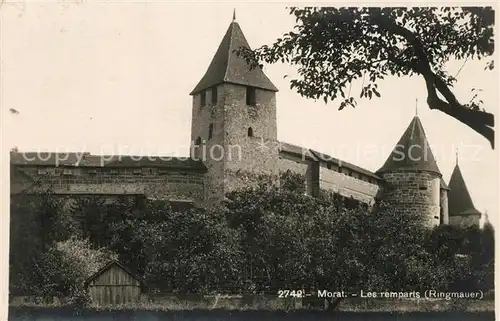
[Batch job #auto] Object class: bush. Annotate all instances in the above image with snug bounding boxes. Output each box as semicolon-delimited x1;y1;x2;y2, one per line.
9;185;495;303
143;206;243;294
27;237;116;305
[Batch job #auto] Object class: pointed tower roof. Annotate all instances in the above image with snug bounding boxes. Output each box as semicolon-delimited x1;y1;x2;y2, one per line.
190;19;278;95
377;116;441;175
448;164;481;216
440;177;450;190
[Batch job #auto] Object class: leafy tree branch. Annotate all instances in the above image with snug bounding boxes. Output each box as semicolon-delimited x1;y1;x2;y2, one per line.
236;7;495;147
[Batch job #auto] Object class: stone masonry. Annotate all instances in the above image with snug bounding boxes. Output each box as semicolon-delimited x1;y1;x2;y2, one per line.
9;17;483;228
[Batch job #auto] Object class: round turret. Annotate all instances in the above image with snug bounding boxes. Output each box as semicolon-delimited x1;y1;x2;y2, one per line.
377;116;442;228
439;178;450;225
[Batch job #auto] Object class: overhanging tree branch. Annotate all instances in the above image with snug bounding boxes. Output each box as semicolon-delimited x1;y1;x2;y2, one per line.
372;12;495;148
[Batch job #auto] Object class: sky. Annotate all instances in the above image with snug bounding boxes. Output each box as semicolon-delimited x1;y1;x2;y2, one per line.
1;2;498;228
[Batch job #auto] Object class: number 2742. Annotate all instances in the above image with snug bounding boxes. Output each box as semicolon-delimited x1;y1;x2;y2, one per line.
278;290;303;298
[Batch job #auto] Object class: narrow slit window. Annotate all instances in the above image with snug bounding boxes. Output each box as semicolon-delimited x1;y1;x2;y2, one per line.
419;185;428;190
246;87;256;106
211;86;217;104
208;124;214;140
195;137;202;146
200;90;206;107
247;127;253;137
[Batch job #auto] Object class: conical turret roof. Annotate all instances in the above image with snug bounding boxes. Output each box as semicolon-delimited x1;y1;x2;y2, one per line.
190;20;278;95
377;116;441;175
440;177;450;190
448;164;481;216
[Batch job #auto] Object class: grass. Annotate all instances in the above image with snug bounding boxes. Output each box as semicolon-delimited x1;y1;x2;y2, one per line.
9;296;495;313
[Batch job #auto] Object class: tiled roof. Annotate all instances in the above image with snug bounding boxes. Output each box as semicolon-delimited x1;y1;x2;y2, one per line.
448;164;481;216
190;21;278;95
278;141;380;180
278;142;315;160
377;116;441;175
10;152;206;171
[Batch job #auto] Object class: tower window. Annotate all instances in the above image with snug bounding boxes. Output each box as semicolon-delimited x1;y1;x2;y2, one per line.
208;124;214;139
211;86;217;104
419;185;428;190
327;163;332;170
194;136;201;146
348;171;353;177
200;90;206;107
247;127;253;137
246;87;256;106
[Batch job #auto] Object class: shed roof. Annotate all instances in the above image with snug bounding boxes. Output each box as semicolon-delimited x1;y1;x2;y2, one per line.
84;260;141;287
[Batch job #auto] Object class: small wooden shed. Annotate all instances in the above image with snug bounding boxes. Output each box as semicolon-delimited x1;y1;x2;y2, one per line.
84;260;141;306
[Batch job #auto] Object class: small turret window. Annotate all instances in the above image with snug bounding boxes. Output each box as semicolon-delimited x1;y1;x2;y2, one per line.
211;86;218;104
194;137;201;146
246;87;256;106
208;124;214;139
247;127;253;137
200;90;206;107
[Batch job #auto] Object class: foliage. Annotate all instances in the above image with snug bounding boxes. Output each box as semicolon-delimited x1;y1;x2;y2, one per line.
9;193;74;295
9;186;495;304
280;170;306;193
224;184;444;295
69;196;109;246
236;7;495;147
38;237;116;303
424;223;495;296
142;205;243;294
13;236;115;308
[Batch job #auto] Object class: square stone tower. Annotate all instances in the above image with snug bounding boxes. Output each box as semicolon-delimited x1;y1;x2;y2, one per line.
189;16;280;204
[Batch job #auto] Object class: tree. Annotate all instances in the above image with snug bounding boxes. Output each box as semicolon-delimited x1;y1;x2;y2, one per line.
424;223;495;296
41;237;116;302
70;196;109;247
224;182;452;310
280;169;306;194
9;192;101;297
142;205;243;294
237;7;495;148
